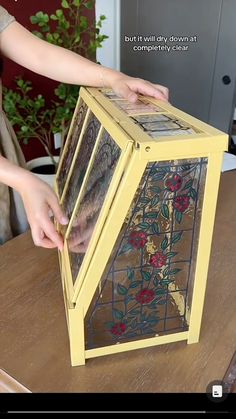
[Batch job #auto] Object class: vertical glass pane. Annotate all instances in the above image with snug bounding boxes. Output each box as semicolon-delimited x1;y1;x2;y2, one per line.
57;100;88;197
62;113;101;219
67;131;121;283
85;158;207;350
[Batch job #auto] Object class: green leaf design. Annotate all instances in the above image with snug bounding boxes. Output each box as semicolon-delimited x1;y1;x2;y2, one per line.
130;281;142;288
183;179;193;190
156;289;167;295
161;204;170;220
137;222;150;231
129;309;140;316
145;212;158;219
168;268;181;275
139;197;150;204
150;186;162;194
157;299;167;305
165;252;177;259
161;236;169;251
175;211;183;224
106;321;115;329
141;271;151;281
62;0;70;8
113;309;124;320
127;268;135;281
172;231;183;244
190;188;197;201
117;284;128;295
153;278;159;287
119;243;133;255
153;171;167;180
131;319;137;329
163;267;169;277
151;222;160;234
151;196;159;206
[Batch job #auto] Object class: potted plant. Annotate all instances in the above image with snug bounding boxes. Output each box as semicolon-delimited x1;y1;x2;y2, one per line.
3;0;108;185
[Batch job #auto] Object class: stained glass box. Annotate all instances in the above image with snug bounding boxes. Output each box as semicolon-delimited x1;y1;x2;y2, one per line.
55;87;228;366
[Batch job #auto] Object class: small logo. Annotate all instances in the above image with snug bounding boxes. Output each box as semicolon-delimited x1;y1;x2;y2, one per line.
206;380;228;403
212;385;223;398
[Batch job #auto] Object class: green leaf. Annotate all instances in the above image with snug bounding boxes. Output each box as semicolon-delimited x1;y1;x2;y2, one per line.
130;319;137;329
129;309;140;316
119;243;133;254
153;171;167;180
62;0;70;8
150;186;162;194
163;267;169;277
151;195;159;206
175;211;183;224
168;268;181;275
153;278;159;287
172;231;183;244
145;212;158;219
127;268;134;281
156;289;166;295
130;281;141;288
113;309;124;320
73;0;81;6
161;236;168;251
106;321;115;329
139;197;150;204
117;284;128;296
141;271;151;281
56;9;63;18
183;179;193;190
190;188;197;201
137;222;150;231
157;299;167;305
151;222;160;234
161;204;169;220
165;252;177;259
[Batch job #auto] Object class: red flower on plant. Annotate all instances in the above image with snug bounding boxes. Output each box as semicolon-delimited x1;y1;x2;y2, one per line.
110;322;126;336
128;231;148;249
135;289;155;304
150;252;167;268
173;195;190;213
165;174;183;192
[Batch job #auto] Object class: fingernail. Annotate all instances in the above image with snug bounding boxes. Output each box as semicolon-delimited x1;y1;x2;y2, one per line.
61;217;69;225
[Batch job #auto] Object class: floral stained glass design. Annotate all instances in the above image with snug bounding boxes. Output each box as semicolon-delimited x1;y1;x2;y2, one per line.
68;131;121;284
62;113;101;220
85;158;208;350
57;100;88;197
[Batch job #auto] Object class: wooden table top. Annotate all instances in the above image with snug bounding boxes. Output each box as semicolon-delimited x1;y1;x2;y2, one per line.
0;171;236;393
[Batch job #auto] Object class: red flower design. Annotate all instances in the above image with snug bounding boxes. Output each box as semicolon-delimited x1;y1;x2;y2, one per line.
128;231;148;249
135;289;155;304
173;195;190;213
150;252;167;268
110;322;126;336
165;174;183;192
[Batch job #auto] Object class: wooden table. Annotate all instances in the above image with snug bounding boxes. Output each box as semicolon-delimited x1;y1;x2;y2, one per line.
0;171;236;394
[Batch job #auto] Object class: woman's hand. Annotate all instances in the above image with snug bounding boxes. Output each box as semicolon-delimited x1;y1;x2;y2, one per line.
20;174;68;250
109;74;169;103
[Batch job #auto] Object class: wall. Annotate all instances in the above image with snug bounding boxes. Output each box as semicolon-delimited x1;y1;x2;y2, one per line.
1;0;95;161
95;0;120;70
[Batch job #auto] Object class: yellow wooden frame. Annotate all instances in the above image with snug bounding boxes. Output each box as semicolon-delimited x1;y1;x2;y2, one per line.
55;87;228;366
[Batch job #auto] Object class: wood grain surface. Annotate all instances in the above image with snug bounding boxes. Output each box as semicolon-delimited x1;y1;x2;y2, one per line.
0;171;236;393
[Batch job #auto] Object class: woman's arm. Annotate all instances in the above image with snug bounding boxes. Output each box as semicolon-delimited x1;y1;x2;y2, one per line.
0;155;68;250
0;21;169;102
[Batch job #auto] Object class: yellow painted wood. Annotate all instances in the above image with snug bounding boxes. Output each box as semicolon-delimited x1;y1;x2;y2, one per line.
56;86;228;366
188;152;224;344
68;306;85;366
85;332;188;361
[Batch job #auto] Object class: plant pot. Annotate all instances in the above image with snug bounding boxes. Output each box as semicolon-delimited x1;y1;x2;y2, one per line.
27;156;60;188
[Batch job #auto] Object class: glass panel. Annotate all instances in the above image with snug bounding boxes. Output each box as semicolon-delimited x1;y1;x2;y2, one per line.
85;158;207;350
57;100;88;197
110;99;162;115
62;113;101;219
132;114;201;137
67;131;121;284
